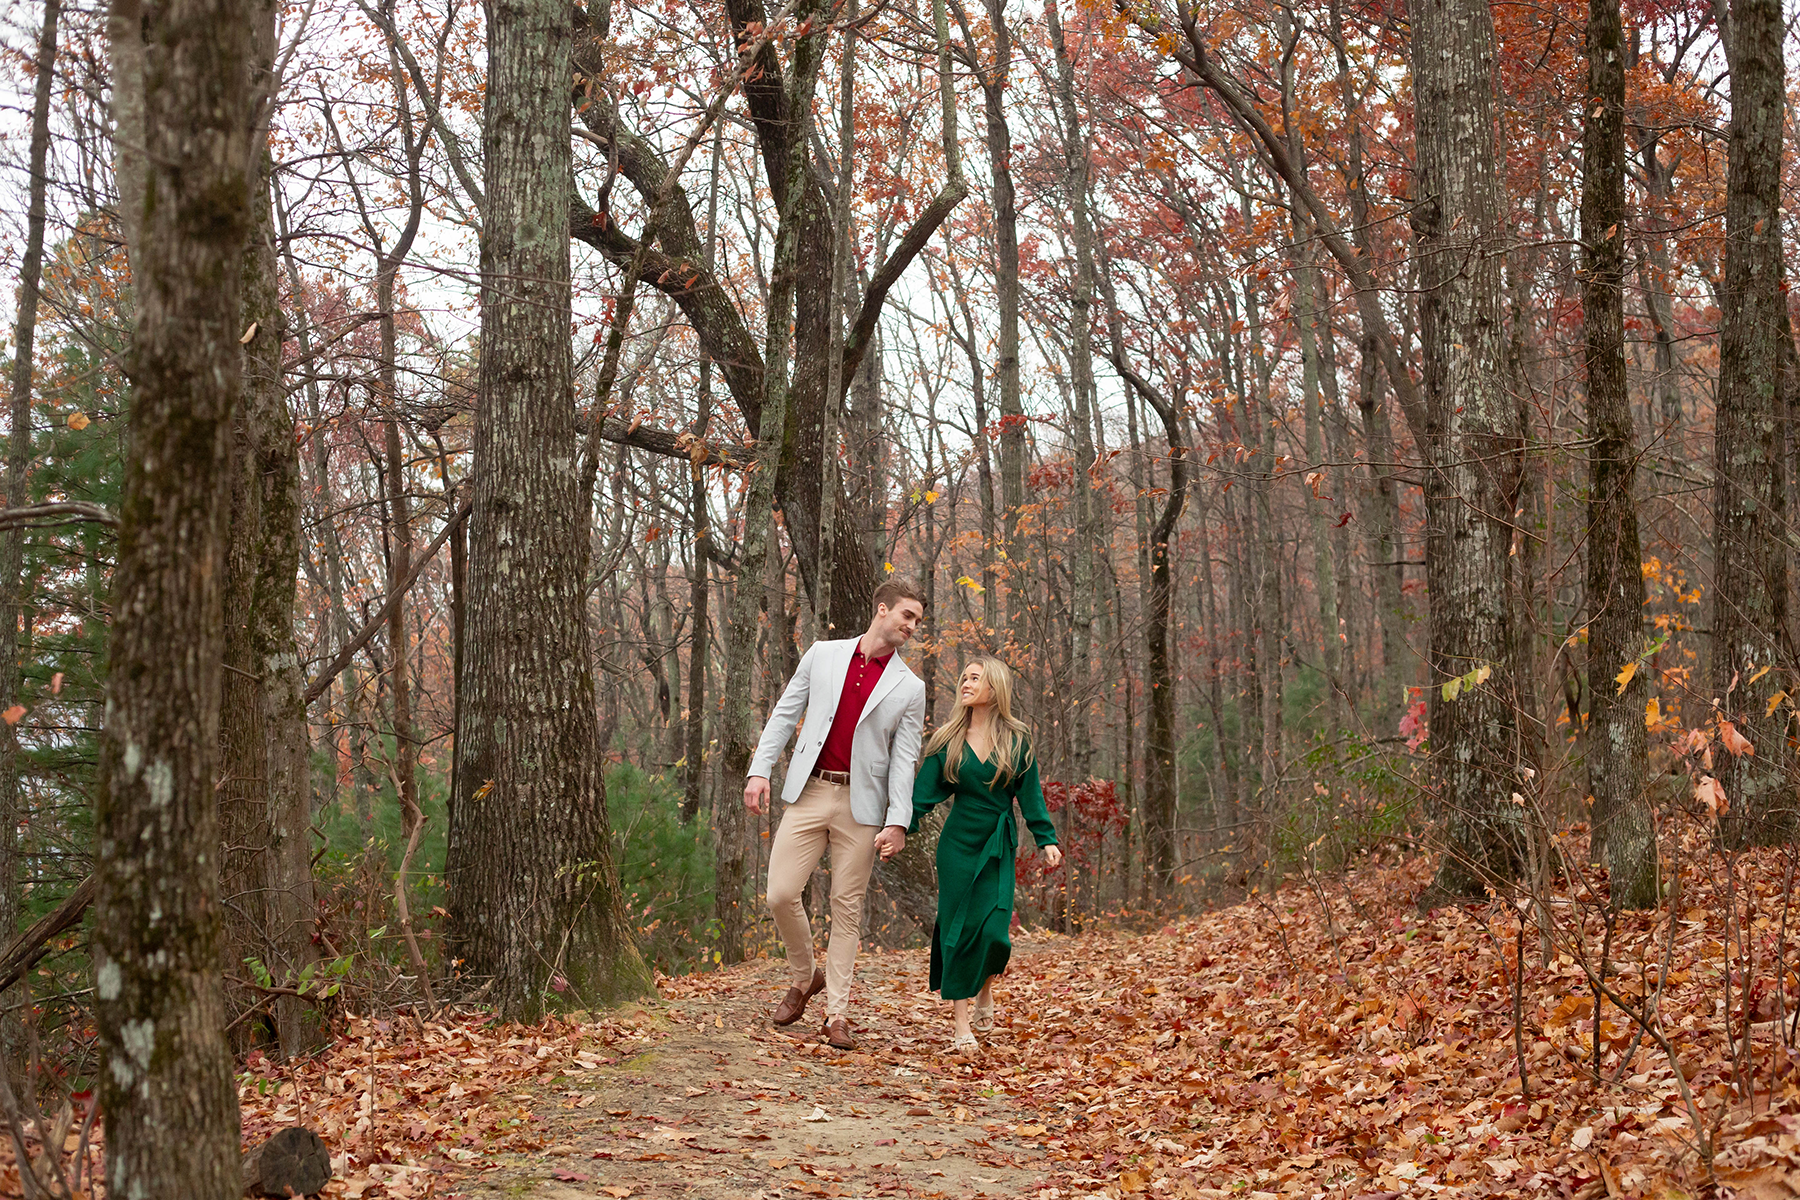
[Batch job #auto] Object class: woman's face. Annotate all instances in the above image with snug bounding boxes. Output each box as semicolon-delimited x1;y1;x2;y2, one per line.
958;663;993;709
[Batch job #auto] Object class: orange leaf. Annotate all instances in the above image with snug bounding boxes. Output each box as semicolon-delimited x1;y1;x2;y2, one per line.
1;705;23;725
1719;720;1755;757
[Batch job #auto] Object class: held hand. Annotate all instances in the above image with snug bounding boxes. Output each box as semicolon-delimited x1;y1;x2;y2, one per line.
744;776;771;814
1040;844;1063;871
874;825;907;861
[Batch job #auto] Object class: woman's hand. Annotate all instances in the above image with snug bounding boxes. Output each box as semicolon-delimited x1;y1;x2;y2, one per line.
1040;844;1063;870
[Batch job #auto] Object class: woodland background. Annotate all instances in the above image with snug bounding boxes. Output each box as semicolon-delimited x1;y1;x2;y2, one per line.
1;0;1799;1190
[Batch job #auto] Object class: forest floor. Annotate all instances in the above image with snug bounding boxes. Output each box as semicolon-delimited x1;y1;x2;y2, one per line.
11;845;1800;1198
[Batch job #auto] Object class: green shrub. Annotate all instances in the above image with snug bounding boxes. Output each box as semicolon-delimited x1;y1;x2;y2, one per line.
605;764;718;974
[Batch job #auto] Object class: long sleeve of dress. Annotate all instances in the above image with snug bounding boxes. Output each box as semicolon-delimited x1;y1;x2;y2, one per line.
1013;750;1058;846
908;749;952;836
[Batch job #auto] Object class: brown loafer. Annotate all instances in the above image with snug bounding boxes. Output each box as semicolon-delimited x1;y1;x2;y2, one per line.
771;968;826;1026
821;1016;855;1050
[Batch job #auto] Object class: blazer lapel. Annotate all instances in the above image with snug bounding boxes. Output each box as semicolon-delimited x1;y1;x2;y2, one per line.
855;654;911;729
820;639;857;715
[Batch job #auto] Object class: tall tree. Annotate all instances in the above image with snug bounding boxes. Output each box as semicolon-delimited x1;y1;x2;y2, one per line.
946;0;1019;639
1711;0;1792;848
219;5;320;1054
1413;0;1531;897
569;0;964;638
1047;0;1103;778
94;0;264;1189
445;0;652;1016
0;0;61;1016
1580;0;1655;906
1100;264;1187;896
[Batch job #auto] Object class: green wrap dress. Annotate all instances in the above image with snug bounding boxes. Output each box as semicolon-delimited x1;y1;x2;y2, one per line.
908;741;1059;1001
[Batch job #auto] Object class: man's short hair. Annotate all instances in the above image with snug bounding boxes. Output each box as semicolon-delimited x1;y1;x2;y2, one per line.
873;577;926;614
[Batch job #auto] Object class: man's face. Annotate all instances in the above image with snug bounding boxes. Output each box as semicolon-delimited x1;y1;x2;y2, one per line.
872;598;924;647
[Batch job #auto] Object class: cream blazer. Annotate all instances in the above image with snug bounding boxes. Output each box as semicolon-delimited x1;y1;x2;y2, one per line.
748;637;927;828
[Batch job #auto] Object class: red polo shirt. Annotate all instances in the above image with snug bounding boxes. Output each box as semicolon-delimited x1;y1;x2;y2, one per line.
816;644;892;773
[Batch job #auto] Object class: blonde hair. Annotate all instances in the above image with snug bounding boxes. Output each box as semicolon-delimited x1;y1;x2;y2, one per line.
922;656;1035;786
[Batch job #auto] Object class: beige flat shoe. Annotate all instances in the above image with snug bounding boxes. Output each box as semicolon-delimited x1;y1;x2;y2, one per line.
972;992;994;1033
951;1032;979;1054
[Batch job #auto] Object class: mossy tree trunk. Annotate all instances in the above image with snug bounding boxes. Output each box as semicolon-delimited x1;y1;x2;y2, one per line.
95;0;263;1188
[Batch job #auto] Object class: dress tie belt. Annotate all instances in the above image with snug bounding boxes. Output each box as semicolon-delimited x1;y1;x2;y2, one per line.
941;810;1015;953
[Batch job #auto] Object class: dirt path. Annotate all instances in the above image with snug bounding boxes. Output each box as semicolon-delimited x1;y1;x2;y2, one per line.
455;938;1069;1200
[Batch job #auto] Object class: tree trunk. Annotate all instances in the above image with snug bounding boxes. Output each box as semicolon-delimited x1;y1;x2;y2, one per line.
815;3;856;635
1414;0;1531;897
446;0;652;1016
95;0;261;1188
220;16;321;1057
1294;237;1345;728
372;3;430;987
1712;0;1791;848
976;0;1024;644
1047;0;1101;782
0;0;60;1048
715;0;831;965
1356;339;1407;728
1581;0;1655;907
683;120;725;824
1634;118;1684;434
1100;276;1186;895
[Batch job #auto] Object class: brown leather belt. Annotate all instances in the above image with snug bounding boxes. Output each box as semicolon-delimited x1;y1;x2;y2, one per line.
810;767;851;785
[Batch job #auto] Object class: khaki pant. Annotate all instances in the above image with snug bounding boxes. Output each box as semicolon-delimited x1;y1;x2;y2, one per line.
766;775;878;1018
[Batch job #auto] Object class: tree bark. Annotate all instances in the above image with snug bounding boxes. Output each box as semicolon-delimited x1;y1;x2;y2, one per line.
1100;274;1186;896
218;15;321;1057
1712;0;1792;848
975;0;1026;645
716;0;829;962
814;3;856;635
95;0;262;1188
0;0;60;1052
682;119;726;826
1047;0;1102;781
1413;0;1531;897
1581;0;1655;907
446;0;652;1016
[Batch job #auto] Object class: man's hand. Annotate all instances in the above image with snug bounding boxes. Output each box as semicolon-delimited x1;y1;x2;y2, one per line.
874;825;907;861
1040;844;1063;871
744;776;771;814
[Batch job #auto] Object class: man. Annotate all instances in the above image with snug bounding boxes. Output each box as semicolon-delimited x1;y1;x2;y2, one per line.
745;579;928;1049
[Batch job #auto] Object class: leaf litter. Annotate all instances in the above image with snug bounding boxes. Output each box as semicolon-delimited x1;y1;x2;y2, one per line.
8;844;1800;1198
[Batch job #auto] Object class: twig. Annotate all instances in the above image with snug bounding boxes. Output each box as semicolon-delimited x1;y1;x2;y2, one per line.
0;502;118;531
304;495;470;703
1515;912;1532;1103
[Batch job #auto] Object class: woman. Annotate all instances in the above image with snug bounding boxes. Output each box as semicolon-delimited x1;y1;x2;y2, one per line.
909;657;1062;1051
